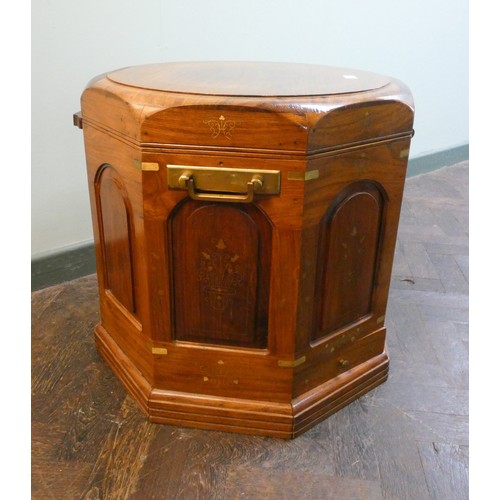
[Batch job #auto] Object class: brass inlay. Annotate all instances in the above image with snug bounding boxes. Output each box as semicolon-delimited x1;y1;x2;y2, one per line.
376;314;386;324
278;355;306;368
204;115;236;139
305;170;320;180
151;347;168;355
199;240;242;312
141;162;160;171
339;359;350;368
287;170;319;181
399;148;410;158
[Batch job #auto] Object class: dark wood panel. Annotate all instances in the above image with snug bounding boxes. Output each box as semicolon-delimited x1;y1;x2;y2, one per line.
169;200;271;348
96;165;135;313
314;181;384;339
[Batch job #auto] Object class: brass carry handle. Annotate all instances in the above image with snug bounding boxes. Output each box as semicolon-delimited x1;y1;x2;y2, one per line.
167;164;280;203
180;173;264;203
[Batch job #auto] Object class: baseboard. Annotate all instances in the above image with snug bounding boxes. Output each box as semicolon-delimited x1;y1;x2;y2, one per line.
31;242;96;292
407;143;468;177
31;144;468;291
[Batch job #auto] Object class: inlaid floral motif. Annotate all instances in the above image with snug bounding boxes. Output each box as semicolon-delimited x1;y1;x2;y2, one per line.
199;239;243;311
203;115;236;139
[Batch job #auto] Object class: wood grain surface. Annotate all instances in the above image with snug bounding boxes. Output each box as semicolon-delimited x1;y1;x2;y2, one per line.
107;61;391;97
32;162;469;499
169;200;271;348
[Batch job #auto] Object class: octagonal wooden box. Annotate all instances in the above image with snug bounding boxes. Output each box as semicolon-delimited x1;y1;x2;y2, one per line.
75;62;414;438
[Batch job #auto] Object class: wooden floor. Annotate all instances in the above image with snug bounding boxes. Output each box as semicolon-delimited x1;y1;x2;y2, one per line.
32;162;469;500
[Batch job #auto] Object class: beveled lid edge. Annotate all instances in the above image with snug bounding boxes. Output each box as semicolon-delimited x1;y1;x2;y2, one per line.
106;61;392;98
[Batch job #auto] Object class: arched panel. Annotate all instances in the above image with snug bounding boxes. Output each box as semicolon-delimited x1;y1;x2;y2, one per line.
95;165;136;313
313;181;385;340
169;200;272;348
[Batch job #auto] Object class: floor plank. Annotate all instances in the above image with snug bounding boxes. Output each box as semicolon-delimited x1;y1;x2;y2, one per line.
32;162;469;499
223;467;383;500
418;442;469;500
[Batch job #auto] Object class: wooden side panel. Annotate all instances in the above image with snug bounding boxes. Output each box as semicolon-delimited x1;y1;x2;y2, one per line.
309;100;414;152
169;200;271;348
142;106;308;151
314;181;384;340
96;165;136;313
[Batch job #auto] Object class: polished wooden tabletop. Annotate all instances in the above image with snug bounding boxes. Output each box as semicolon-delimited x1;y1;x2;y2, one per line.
107;61;391;97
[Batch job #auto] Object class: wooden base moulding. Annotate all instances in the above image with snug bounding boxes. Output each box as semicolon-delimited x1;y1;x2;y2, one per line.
95;324;389;439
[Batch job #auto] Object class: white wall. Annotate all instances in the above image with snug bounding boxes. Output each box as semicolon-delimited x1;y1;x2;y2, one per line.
32;0;468;257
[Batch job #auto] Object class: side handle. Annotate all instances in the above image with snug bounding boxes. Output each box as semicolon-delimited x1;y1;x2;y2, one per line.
73;111;83;129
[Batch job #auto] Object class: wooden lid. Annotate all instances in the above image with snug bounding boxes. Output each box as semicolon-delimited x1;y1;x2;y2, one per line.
107;61;390;97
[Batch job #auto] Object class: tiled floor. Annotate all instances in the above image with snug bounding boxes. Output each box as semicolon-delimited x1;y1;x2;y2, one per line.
32;162;469;499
